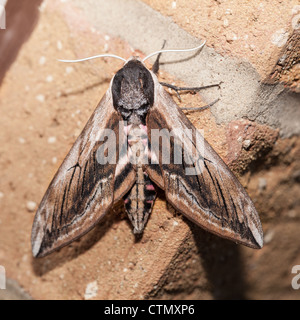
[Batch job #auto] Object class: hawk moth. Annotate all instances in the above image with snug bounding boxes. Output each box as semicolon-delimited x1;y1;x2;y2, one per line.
31;44;263;257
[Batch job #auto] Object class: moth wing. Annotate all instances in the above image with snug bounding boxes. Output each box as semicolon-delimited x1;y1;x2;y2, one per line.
31;90;135;257
146;78;263;248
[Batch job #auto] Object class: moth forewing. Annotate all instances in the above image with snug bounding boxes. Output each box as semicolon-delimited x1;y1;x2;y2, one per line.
31;89;132;257
146;72;263;249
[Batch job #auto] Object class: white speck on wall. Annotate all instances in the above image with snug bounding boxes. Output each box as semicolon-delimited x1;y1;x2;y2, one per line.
172;1;176;9
264;229;275;244
46;75;53;82
39;1;47;12
57;40;63;50
18;137;26;144
0;192;4;199
36;94;45;103
66;66;74;74
39;56;46;65
104;35;110;41
242;139;251;149
258;177;267;191
47;136;57;144
84;281;98;300
52;157;57;164
271;29;289;47
26;201;37;212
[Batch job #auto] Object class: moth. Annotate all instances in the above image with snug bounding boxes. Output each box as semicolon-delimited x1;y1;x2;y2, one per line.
31;42;263;257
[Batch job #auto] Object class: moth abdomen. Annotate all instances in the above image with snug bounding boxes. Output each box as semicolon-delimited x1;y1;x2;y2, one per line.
121;122;157;234
124;171;157;234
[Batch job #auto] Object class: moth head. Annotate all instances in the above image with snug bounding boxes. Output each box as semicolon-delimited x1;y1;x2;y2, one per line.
111;58;154;125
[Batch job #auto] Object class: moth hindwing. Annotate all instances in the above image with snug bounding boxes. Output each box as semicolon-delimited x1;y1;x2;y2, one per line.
31;57;263;257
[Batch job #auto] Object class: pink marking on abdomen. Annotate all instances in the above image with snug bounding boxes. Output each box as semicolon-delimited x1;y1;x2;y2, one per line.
146;184;155;191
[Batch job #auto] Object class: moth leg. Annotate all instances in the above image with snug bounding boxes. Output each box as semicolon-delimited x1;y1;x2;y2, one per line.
181;98;219;112
152;40;167;74
160;82;222;102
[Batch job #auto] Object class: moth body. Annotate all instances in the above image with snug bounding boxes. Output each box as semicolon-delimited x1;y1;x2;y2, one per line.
31;55;263;258
112;59;157;233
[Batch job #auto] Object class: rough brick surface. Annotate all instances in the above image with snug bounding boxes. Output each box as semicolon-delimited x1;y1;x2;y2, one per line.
141;0;300;82
0;0;299;300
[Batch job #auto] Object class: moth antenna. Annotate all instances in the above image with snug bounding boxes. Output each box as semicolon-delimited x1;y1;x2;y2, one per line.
142;40;206;62
58;54;127;63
